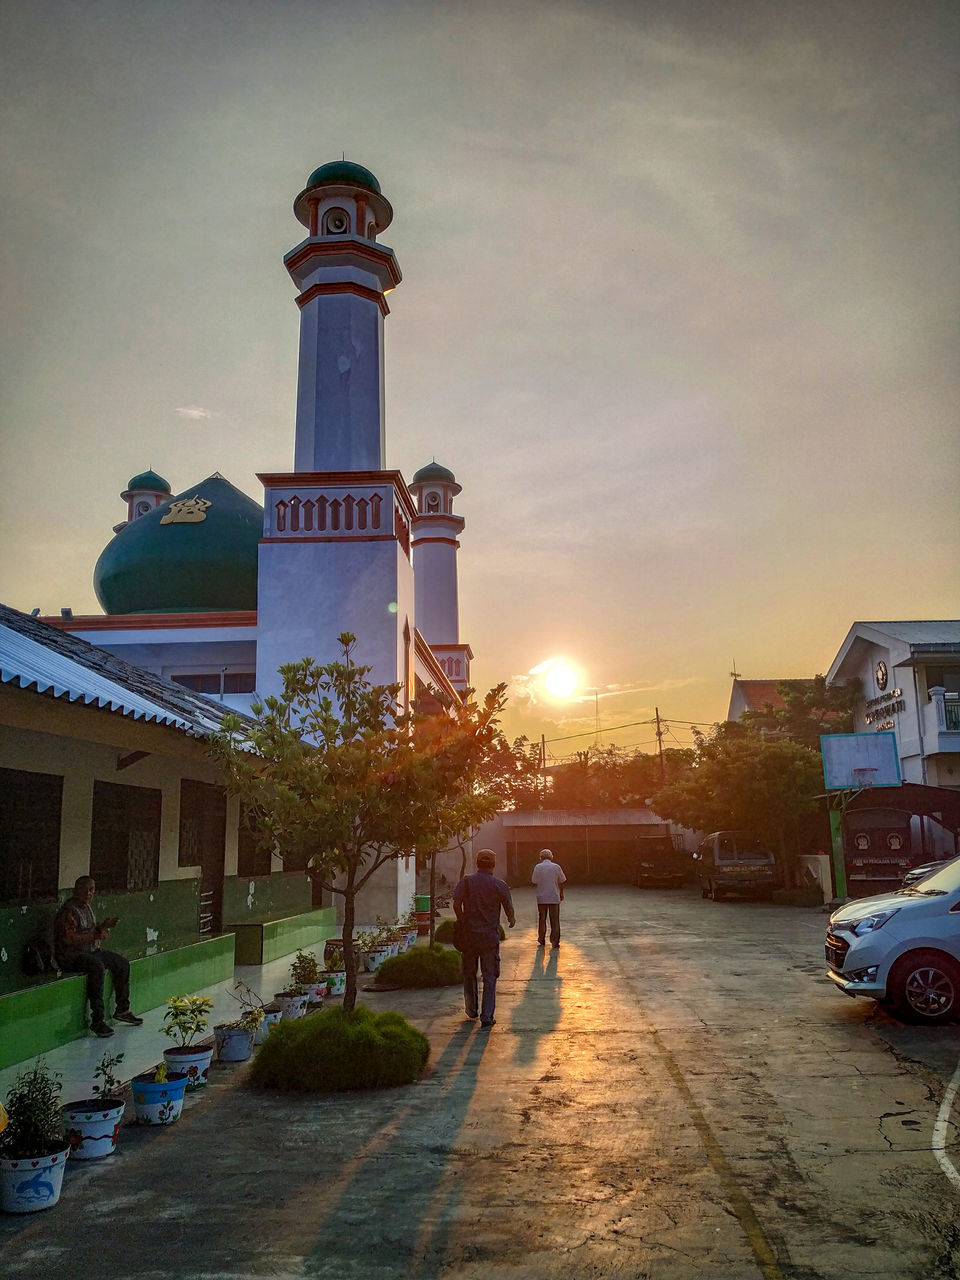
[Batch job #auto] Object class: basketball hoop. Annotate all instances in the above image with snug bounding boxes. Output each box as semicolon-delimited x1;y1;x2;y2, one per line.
852;767;877;790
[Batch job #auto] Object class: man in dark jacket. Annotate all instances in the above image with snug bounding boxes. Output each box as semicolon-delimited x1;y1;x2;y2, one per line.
54;876;143;1037
453;849;515;1028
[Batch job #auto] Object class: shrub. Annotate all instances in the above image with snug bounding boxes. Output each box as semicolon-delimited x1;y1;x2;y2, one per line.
249;1005;429;1092
374;943;462;988
434;918;504;944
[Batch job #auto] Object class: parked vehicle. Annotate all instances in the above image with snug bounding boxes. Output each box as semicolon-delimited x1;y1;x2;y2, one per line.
900;856;959;889
635;840;688;889
825;858;960;1024
693;832;778;900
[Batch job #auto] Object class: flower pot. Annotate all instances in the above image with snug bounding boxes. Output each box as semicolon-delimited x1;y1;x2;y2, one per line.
254;1008;283;1043
0;1147;70;1213
362;947;389;972
415;910;431;936
162;1044;214;1090
326;970;346;997
132;1071;189;1125
405;929;419;949
299;980;329;1002
274;991;309;1020
62;1098;125;1161
214;1025;255;1063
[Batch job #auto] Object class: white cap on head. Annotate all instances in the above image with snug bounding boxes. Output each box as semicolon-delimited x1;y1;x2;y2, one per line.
538;849;553;861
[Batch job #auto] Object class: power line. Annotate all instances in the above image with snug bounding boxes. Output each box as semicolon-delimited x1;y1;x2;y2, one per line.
541;714;714;746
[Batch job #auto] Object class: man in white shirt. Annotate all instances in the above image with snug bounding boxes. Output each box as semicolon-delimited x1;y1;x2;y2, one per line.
531;849;566;948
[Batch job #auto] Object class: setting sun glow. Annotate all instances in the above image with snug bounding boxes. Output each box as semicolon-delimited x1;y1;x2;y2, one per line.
544;663;578;699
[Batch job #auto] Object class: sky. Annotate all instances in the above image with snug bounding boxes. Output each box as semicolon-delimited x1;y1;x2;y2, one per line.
1;0;957;760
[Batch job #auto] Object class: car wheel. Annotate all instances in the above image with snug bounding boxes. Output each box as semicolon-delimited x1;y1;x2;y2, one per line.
887;950;960;1024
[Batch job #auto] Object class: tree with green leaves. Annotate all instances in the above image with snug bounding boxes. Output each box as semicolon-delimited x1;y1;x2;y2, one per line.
545;743;696;810
738;675;858;750
211;634;512;1010
649;724;825;880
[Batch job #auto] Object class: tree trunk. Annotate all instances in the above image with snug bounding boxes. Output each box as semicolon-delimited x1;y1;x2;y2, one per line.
428;851;437;946
342;869;357;1012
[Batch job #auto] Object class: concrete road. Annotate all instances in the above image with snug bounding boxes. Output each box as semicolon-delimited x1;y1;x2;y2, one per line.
3;886;960;1279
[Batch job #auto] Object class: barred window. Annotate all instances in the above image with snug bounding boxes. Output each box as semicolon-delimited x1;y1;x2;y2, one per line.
90;781;161;893
0;767;63;904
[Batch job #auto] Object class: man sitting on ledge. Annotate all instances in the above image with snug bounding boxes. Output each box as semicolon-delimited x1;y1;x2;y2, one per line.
54;876;143;1038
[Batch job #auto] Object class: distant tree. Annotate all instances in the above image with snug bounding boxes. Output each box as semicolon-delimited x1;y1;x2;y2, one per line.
649;726;824;879
547;744;695;810
739;675;859;750
212;635;511;1009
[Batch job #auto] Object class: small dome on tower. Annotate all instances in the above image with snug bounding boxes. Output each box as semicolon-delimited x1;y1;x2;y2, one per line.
124;469;171;495
411;461;457;486
305;161;382;194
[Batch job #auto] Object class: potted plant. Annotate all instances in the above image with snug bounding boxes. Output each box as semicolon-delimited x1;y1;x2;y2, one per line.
62;1051;126;1161
289;949;328;1003
214;984;266;1062
0;1059;70;1213
357;930;391;973
323;945;347;996
131;1061;189;1126
161;995;215;1089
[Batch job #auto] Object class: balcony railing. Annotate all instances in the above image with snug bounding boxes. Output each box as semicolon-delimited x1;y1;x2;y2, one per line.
946;701;960;732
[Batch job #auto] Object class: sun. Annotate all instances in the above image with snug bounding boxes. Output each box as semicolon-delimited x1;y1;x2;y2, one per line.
544;663;578;699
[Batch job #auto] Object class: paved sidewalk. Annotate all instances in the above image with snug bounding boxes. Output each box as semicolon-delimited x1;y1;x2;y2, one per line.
3;887;959;1280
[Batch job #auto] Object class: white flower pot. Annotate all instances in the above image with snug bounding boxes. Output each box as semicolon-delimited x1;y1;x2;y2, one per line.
62;1098;125;1160
162;1045;214;1090
299;980;329;1002
214;1025;254;1062
327;970;346;996
254;1009;283;1043
0;1147;70;1213
274;992;309;1020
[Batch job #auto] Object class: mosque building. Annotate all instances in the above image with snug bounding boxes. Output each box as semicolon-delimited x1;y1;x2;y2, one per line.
40;159;474;923
47;162;471;715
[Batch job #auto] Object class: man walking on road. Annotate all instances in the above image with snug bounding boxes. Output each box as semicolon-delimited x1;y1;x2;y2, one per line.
531;848;566;948
453;849;515;1028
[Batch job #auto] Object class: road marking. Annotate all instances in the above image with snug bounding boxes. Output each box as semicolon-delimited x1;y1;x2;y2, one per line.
600;932;787;1280
932;1056;960;1192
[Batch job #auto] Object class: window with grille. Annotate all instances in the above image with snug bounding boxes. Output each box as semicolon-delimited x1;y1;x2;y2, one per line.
237;806;272;877
90;781;161;893
0;767;63;905
178;779;227;869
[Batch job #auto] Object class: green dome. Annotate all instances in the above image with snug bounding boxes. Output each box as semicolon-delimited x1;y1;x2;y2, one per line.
95;475;263;615
411;461;456;486
305;161;381;195
125;469;171;494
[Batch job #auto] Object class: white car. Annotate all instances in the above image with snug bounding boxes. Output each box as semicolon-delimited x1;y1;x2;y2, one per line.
825;857;960;1024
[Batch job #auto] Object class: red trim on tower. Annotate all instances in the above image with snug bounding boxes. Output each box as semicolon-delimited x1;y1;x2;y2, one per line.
284;238;402;287
257;471;418;523
260;535;396;545
296;281;389;317
355;194;367;238
41;611;259;632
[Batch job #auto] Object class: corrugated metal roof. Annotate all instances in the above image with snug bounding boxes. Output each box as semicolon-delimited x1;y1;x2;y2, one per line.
502;809;664;827
0;604;238;738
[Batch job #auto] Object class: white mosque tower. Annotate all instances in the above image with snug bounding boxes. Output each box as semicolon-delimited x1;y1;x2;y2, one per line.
409;462;472;693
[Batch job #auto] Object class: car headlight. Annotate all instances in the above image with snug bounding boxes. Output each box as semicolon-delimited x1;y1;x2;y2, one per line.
850;908;900;937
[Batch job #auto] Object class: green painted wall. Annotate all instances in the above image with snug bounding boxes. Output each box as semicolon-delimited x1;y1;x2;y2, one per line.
0;934;234;1070
222;872;312;924
0;880;201;998
233;908;337;966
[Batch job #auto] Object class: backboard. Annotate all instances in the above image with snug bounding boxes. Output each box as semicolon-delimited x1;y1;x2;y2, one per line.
820;732;902;791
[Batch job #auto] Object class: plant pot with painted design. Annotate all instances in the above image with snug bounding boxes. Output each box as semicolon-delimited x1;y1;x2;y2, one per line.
273;990;309;1019
131;1064;189;1126
62;1051;126;1162
214;984;266;1062
255;1004;284;1043
0;1059;70;1213
161;995;215;1090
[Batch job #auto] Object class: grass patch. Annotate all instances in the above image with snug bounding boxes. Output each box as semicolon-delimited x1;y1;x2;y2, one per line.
374;943;462;988
434;918;505;944
249;1004;429;1092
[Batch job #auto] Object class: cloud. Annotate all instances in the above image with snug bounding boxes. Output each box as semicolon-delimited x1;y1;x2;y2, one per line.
175;406;214;420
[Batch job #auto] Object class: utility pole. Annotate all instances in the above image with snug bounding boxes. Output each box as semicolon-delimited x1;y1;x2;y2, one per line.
655;706;665;782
